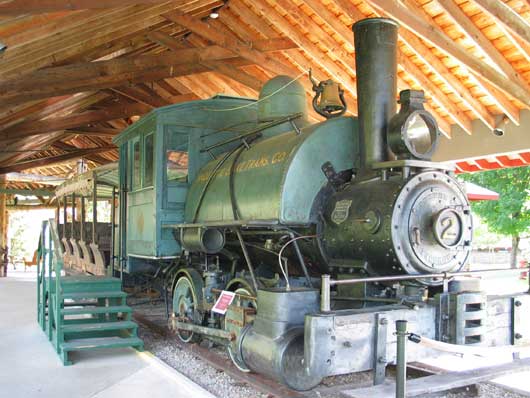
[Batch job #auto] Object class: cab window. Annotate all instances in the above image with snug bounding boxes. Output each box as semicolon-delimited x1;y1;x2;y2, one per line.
143;133;154;187
132;138;141;190
165;132;189;183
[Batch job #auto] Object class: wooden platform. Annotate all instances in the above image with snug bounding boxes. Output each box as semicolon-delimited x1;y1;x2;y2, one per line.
341;357;530;398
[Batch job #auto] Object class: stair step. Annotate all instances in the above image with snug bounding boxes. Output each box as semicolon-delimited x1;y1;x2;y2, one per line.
62;291;127;300
61;336;143;352
61;305;132;315
62;320;137;333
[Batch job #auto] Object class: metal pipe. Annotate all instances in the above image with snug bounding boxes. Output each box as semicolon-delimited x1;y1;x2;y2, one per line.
80;197;85;242
62;197;67;239
92;176;97;243
235;229;259;293
110;187;116;277
353;18;398;171
321;274;331;312
71;193;75;238
329;267;530;286
396;320;408;398
290;232;313;288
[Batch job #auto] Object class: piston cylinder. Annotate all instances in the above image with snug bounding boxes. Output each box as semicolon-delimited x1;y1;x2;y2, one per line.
239;288;321;390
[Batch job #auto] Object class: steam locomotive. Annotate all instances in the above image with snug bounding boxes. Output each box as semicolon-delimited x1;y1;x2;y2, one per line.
56;17;529;390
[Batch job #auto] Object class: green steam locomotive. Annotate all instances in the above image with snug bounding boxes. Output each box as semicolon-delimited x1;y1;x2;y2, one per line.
55;17;529;391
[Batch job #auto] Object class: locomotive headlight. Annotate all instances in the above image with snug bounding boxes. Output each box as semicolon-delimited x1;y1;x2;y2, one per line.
388;90;440;160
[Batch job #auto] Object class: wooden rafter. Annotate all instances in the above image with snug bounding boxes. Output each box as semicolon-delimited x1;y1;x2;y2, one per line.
365;0;530;107
0;103;148;141
163;12;299;77
472;0;530;45
0;147;116;174
398;0;522;126
0;38;295;106
0;0;171;14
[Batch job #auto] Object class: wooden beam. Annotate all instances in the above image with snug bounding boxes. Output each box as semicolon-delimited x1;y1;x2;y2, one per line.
5;172;64;185
366;0;530;106
65;127;122;137
305;0;468;133
437;0;522;80
0;188;55;196
0;147;116;174
242;0;357;97
112;85;170;108
163;12;299;77
1;1;222;78
0;39;294;106
0;103;148;140
147;31;264;92
472;0;530;45
0;0;171;14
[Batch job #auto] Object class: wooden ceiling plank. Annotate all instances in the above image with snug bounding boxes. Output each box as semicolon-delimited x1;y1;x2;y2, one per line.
366;0;530;106
398;54;472;134
400;1;519;129
65;127;121;137
472;0;530;44
221;1;352;118
472;74;521;125
112;86;169;108
433;0;530;101
397;28;496;129
0;147;115;174
241;0;357;97
163;11;299;77
0;41;295;105
2;0;220;78
0;103;148;140
155;79;183;97
273;0;358;77
147;30;265;92
0;131;66;165
0;0;175;14
306;0;468;132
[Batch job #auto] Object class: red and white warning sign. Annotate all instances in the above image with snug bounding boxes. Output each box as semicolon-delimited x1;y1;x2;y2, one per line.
212;290;236;315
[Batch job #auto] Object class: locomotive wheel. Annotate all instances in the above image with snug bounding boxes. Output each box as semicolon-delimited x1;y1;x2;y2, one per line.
226;287;255;373
173;276;201;343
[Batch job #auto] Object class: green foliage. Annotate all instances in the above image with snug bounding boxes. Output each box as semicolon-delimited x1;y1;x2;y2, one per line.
8;209;55;259
461;166;530;237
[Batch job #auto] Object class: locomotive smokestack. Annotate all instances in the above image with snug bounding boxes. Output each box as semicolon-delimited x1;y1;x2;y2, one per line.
353;18;398;171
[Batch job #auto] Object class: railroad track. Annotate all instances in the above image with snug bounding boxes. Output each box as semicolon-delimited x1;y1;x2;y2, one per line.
132;311;305;398
133;308;506;398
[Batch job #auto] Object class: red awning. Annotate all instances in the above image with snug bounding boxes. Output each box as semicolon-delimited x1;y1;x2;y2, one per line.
464;181;499;201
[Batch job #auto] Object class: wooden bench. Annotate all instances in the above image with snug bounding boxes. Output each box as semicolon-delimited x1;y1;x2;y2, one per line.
23;250;38;271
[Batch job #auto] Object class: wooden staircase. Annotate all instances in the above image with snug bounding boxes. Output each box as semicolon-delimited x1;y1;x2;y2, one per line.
37;219;143;365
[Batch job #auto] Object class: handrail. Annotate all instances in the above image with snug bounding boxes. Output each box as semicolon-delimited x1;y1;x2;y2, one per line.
320;267;530;312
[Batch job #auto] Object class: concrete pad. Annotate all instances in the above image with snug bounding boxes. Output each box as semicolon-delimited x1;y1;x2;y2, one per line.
0;270;215;398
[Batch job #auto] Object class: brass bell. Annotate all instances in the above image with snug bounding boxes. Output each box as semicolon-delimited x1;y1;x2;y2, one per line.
320;80;345;111
309;69;347;118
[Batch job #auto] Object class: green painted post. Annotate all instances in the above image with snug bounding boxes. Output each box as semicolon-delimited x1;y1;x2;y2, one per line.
395;320;408;398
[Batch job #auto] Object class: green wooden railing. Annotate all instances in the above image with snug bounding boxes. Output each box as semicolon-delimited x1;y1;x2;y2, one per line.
37;219;65;349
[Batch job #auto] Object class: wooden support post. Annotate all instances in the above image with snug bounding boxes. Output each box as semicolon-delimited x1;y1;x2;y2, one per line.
80;197;85;242
63;197;67;240
92;176;97;244
0;175;6;277
71;193;75;239
110;187;116;277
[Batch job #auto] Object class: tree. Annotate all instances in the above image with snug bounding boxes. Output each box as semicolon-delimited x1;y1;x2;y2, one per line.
461;166;530;268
